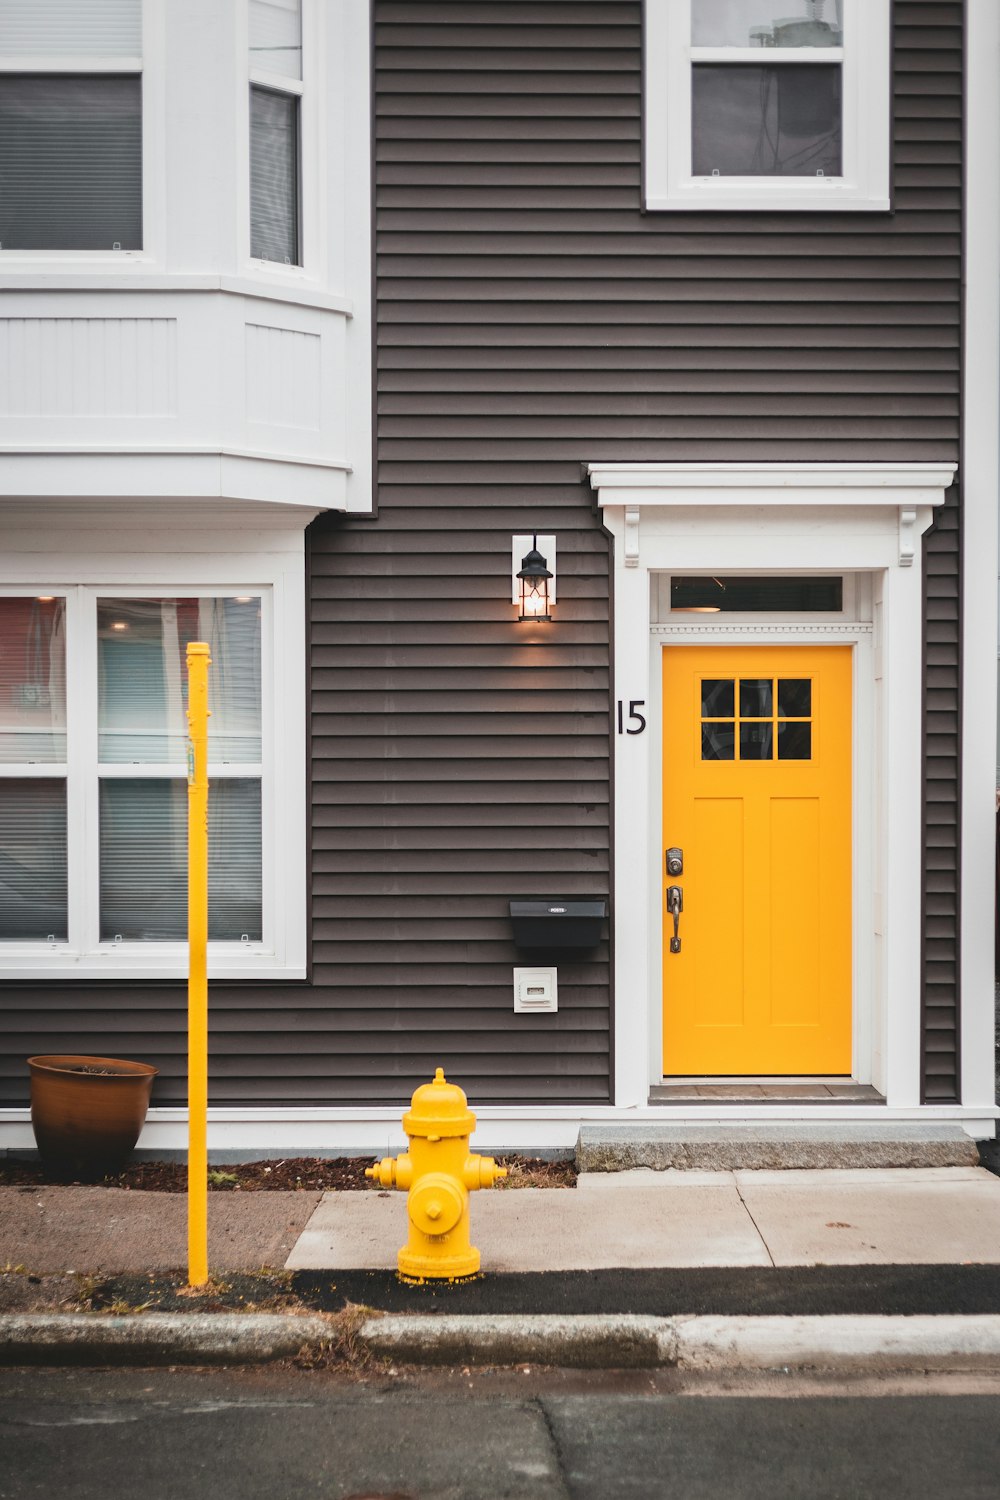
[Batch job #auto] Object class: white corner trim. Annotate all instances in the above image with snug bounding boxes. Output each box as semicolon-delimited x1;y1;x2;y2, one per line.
960;0;1000;1112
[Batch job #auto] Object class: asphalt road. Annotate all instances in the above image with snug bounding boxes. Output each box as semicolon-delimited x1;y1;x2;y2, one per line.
2;1367;1000;1500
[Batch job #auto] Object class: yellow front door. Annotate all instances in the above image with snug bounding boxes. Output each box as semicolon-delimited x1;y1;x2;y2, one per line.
662;645;852;1076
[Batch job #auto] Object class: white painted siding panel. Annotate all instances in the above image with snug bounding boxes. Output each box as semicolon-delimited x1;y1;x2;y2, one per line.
0;317;177;417
245;322;321;431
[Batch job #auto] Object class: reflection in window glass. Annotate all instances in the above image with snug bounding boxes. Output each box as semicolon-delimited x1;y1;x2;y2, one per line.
249;0;302;80
740;678;772;718
692;0;843;48
740;721;774;760
671;577;843;612
701;678;734;717
97;597;261;764
702;722;735;760
692;64;842;177
777;720;812;760
0;596;66;763
778;678;812;717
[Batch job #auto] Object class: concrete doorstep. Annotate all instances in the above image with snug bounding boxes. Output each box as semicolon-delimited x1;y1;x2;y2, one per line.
5;1310;1000;1374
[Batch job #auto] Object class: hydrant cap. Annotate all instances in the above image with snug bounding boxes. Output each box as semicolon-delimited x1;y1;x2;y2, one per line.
403;1066;476;1138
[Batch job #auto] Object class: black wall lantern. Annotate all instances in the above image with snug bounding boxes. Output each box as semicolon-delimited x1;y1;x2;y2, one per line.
516;534;554;622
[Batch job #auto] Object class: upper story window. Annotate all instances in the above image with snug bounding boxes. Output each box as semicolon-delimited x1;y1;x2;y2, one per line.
644;0;890;212
249;0;301;265
0;0;143;250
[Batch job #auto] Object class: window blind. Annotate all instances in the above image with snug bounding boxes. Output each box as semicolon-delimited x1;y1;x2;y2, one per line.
0;780;67;940
0;0;141;56
99;779;263;942
250;84;299;264
249;0;302;81
0;74;142;249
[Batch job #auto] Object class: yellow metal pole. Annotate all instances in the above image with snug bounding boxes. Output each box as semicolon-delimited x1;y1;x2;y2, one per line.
186;641;211;1287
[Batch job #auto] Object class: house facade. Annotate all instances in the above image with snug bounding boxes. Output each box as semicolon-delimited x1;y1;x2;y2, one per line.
1;0;998;1154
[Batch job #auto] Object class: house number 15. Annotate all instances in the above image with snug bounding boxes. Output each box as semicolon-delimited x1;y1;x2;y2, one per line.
617;700;647;735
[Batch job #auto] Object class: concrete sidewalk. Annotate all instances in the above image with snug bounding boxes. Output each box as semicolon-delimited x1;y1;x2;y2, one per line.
6;1168;1000;1277
287;1167;1000;1272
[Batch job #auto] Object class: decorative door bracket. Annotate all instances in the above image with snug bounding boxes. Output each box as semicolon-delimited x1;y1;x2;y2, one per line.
898;506;918;567
624;506;640;567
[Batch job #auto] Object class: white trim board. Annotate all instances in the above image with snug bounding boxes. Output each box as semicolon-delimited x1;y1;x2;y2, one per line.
960;0;1000;1113
2;1105;997;1154
587;461;959;1115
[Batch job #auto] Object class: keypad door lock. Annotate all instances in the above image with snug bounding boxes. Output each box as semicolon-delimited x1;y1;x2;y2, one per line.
666;847;683;877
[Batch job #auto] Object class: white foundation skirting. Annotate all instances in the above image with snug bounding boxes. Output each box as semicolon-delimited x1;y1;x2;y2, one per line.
1;1104;996;1154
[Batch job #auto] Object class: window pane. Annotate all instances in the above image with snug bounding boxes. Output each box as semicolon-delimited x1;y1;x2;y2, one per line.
0;0;141;55
0;597;66;763
692;64;841;177
98;598;261;764
0;75;142;250
249;0;302;81
701;678;734;717
250;85;299;264
692;0;843;48
777;721;812;760
702;722;735;760
740;678;773;717
740;722;773;759
672;577;843;612
777;678;812;717
100;779;262;941
0;779;67;939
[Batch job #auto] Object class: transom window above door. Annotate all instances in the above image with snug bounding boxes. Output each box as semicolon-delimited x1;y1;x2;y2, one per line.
643;0;890;212
701;675;813;761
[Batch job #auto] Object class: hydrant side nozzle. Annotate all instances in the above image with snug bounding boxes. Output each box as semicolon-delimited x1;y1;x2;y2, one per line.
463;1154;506;1191
365;1157;397;1189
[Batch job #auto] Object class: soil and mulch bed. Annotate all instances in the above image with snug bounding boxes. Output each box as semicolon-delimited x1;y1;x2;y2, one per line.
0;1154;576;1193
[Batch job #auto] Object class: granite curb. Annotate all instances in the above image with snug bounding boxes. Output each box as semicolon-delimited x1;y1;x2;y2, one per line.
6;1309;1000;1373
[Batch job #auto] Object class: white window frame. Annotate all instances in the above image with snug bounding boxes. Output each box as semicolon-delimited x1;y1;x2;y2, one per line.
0;549;306;981
241;0;323;280
0;0;165;265
643;0;890;212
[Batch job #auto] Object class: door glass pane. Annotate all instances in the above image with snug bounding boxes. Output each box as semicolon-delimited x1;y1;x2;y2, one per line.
777;721;812;760
778;678;812;717
0;75;142;250
250;85;299;264
692;64;842;177
249;0;302;80
100;779;262;941
692;0;843;48
0;779;67;939
702;721;735;760
740;721;774;759
98;597;262;763
740;678;773;718
701;678;734;717
0;596;66;763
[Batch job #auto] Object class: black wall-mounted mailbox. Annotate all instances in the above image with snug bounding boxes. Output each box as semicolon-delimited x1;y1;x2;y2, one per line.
509;899;608;950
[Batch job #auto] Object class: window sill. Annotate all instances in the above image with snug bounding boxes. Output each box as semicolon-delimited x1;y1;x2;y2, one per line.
645;187;891;214
0;948;305;982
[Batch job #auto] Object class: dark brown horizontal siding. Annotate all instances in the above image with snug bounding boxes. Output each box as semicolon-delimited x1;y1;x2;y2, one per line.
0;0;962;1114
922;490;961;1101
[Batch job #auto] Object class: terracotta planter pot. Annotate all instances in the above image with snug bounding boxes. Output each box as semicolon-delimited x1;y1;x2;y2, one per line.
28;1054;158;1177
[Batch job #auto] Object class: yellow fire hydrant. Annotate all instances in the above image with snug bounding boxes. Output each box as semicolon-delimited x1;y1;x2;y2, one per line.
365;1067;507;1280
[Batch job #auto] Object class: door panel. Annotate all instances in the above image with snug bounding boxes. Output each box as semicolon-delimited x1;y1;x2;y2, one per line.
662;645;852;1076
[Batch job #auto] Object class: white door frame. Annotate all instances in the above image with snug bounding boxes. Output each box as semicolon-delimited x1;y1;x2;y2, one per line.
588;462;956;1111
